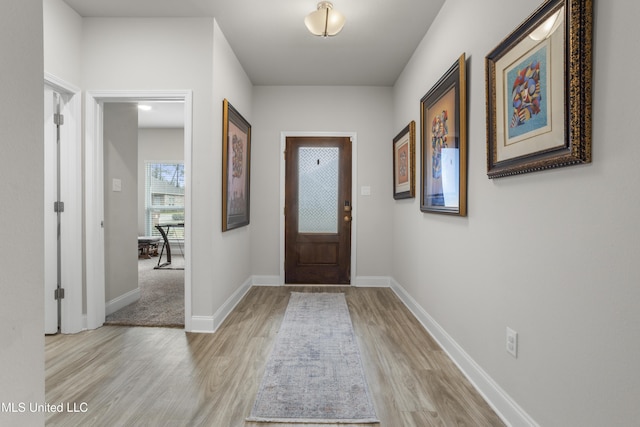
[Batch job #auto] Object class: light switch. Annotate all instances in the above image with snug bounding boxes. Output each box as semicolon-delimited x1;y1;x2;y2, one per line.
112;178;122;192
361;186;371;196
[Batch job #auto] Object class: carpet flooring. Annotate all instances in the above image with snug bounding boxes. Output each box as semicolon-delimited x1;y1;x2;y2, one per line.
104;255;184;328
247;292;379;424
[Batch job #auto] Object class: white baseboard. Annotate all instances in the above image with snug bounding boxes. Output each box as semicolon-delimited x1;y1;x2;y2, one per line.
105;288;140;316
252;275;282;286
190;277;253;333
389;278;538;427
190;316;215;333
213;277;252;332
353;276;390;287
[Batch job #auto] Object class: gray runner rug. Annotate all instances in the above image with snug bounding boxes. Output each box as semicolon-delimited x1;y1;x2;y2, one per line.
247;292;379;424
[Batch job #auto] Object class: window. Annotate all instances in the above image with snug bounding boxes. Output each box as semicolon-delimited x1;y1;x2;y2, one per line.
145;162;185;240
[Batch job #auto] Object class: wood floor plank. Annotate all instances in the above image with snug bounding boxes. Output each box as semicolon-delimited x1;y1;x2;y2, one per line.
45;287;504;426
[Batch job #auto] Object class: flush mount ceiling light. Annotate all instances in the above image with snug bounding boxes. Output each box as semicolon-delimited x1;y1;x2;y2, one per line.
305;1;345;38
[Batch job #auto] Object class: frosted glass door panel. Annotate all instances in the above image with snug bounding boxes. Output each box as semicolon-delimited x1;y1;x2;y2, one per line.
298;147;339;233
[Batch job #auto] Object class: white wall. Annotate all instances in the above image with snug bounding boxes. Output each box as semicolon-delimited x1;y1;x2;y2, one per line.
393;1;640;425
81;17;219;321
137;128;185;235
251;86;394;281
81;17;253;326
0;0;45;425
210;20;254;322
43;0;82;85
103;103;139;302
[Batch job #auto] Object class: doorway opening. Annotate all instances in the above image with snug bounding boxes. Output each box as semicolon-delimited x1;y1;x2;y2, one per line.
85;91;193;331
104;103;186;328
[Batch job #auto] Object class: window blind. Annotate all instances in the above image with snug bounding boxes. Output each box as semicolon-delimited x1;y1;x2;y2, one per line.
145;162;185;240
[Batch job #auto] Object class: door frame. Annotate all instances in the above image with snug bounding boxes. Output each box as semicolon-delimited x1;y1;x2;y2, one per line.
44;73;83;334
85;90;193;331
279;131;357;285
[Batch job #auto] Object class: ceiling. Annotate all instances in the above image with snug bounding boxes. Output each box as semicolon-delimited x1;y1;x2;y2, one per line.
137;101;185;128
62;0;446;86
62;0;446;128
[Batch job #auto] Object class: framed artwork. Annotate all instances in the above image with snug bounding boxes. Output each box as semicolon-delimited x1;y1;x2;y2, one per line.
222;98;251;231
485;0;592;178
420;53;467;216
393;121;416;199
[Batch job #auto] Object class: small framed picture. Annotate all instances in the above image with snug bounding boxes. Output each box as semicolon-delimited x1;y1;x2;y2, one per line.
393;121;416;199
222;99;251;231
420;53;467;216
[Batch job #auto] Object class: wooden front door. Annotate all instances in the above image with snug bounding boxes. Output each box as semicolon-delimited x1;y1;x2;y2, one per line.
285;136;352;284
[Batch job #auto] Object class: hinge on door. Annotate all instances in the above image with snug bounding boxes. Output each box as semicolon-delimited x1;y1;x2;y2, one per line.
54;201;65;213
54;288;65;300
54;113;64;126
283;150;286;160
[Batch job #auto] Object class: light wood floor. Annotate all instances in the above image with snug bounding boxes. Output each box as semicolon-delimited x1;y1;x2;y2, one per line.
45;286;505;426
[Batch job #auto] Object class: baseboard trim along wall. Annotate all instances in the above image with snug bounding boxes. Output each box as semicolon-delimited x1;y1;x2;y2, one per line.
389;278;539;427
105;288;141;316
353;276;390;287
213;277;252;331
252;275;282;286
190;316;215;333
190;276;253;333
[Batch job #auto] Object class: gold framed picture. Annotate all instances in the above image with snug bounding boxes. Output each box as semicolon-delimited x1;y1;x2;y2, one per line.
485;0;592;178
222;99;251;231
393;121;416;200
420;54;467;216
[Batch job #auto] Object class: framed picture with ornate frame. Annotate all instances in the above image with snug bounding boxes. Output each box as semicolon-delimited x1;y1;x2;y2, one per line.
222;98;251;231
393;121;416;199
485;0;592;178
420;53;467;216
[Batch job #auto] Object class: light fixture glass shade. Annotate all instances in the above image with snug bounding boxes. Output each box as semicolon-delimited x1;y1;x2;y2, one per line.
305;1;345;37
529;8;564;41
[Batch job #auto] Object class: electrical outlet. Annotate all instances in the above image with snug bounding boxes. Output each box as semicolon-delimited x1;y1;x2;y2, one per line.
506;327;518;358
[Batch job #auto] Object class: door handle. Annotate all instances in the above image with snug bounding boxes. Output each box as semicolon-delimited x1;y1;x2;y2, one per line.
343;215;351;222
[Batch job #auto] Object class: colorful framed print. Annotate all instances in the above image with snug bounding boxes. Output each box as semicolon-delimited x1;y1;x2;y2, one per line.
393;121;416;199
485;0;592;178
420;53;467;216
222;99;251;231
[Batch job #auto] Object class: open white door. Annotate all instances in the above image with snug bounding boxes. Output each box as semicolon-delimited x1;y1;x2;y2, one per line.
44;86;59;334
44;75;83;334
